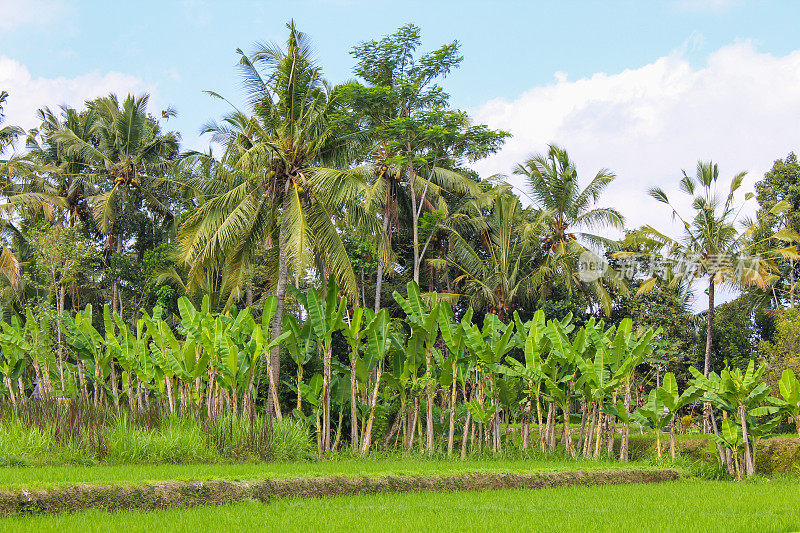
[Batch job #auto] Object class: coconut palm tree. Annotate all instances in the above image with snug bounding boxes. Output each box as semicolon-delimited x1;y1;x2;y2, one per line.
513;144;626;314
640;161;795;430
433;186;542;319
52;93;179;314
179;22;371;417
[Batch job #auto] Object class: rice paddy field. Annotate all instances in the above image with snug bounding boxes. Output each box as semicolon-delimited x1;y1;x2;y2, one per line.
2;477;798;532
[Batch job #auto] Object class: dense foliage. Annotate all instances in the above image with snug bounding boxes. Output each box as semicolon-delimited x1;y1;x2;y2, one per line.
1;23;799;479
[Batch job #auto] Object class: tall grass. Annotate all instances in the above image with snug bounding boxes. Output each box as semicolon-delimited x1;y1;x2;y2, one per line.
0;400;311;466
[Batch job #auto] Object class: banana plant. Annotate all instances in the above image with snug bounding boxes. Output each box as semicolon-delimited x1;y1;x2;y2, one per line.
438;303;472;456
506;310;550;451
632;389;670;458
394;281;440;452
339;305;370;449
464;313;515;452
360;308;391;452
713;418;745;480
689;361;774;477
283;314;315;413
295;282;345;452
768;369;800;439
656;372;702;461
63;304;110;407
0;315;31;406
538;315;576;452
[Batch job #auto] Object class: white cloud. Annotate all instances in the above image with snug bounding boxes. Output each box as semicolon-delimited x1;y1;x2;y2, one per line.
0;55;155;142
0;0;66;30
471;40;800;309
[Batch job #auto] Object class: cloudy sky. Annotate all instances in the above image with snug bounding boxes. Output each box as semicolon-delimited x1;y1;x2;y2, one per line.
2;0;800;308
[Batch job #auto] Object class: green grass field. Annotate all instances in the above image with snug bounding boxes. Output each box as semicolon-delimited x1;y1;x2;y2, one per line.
0;456;649;490
2;477;797;532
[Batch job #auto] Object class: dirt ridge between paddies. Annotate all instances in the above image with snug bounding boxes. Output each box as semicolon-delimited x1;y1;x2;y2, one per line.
0;468;681;516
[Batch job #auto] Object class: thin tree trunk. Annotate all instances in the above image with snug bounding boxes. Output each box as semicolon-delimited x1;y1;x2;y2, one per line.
374;209;391;312
461;386;474;459
739;404;755;476
350;349;359;451
361;364;383;453
425;349;434;453
267;221;289;419
322;345;332;452
703;278;715;433
447;365;458;457
621;381;631;462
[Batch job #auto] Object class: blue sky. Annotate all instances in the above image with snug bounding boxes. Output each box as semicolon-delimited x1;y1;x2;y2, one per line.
3;0;800;309
3;0;799;150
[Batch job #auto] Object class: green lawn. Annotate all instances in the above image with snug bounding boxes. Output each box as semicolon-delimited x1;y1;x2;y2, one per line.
0;456;650;490
2;477;797;532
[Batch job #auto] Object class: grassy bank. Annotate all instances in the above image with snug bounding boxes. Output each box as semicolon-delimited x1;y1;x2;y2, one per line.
0;456;650;490
2;477;797;532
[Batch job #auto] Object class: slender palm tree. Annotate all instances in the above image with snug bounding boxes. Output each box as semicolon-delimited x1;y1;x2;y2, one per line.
513;144;626;314
640;161;794;430
179;22;371;417
54;93;179;314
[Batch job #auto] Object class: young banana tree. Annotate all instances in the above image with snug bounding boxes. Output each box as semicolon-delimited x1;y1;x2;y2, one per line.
340;306;370;450
464;313;515;452
283;314;315;413
689;361;773;476
297;282;345;452
64;304;110;407
0;315;31;406
393;281;440;452
632;389;669;459
657;372;702;461
438;302;472;456
507;310;550;452
361;308;391;452
768;369;800;439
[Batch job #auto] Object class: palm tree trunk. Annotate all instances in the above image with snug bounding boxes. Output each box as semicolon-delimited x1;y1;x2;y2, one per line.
267;237;288;420
703;278;715;433
374;210;391;312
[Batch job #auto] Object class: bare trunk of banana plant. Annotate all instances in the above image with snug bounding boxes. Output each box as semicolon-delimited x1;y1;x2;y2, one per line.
669;415;677;461
322;345;332;452
295;364;303;412
621;382;631;462
564;399;574;456
578;399;587;453
703;278;715;433
361;364;383;453
521;400;530;450
461;386;474;459
4;376;16;407
350;350;359;451
110;363;119;407
739;404;755;476
447;365;458;456
425;350;434;453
